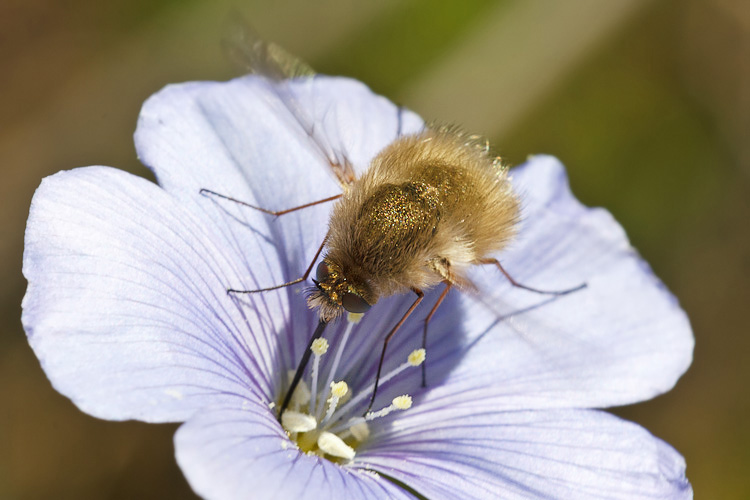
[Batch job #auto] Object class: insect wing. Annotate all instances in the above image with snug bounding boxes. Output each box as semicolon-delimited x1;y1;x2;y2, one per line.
223;19;358;187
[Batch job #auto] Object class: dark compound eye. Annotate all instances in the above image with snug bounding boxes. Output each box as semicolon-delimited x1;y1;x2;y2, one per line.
316;261;330;282
341;292;371;313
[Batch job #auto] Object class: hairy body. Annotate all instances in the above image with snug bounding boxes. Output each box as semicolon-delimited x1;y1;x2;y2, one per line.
309;128;519;321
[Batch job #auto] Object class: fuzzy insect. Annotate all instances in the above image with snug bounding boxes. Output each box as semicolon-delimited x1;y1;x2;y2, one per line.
308;129;519;322
204;30;583;421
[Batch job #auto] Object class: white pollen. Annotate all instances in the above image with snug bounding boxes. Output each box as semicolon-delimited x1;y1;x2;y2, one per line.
311;338;329;356
330;381;349;398
408;349;426;366
349;421;370;441
347;312;364;324
321;381;349;425
317;431;355;460
393;395;412;410
280;410;317;433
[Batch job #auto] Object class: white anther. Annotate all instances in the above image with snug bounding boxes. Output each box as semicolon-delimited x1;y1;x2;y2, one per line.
281;411;317;433
317;432;355;460
311;338;329;356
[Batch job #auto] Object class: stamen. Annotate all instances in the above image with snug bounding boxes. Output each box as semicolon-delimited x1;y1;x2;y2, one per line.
330;380;349;399
329;350;426;423
280;317;422;459
393;395;412;410
365;395;412;421
408;348;426;366
321;381;348;425
317;431;355;460
317;321;355;416
308;339;329;414
281;410;317;433
311;338;329;355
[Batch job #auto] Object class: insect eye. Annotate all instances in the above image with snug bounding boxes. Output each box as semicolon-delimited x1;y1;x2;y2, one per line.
341;292;371;313
316;261;330;282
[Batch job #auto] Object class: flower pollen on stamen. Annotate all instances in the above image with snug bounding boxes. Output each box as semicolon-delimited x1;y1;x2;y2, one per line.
322;381;349;425
281;410;318;433
330;381;349;399
328;350;425;424
408;348;426;366
282;314;420;461
393;395;412;410
309;339;329;414
311;338;329;356
365;394;413;421
315;321;355;417
317;431;356;460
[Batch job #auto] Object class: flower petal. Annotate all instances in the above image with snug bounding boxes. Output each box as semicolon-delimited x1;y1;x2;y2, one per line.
174;394;415;500
135;76;423;199
134;75;423;361
357;405;691;500
420;155;693;410
22;167;290;421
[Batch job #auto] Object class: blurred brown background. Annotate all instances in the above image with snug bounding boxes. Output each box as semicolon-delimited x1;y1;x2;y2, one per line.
1;0;748;498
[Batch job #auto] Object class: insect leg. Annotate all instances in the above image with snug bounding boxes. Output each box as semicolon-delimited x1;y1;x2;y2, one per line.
278;319;329;421
421;282;453;387
365;288;424;415
479;258;586;295
228;232;328;294
200;189;341;216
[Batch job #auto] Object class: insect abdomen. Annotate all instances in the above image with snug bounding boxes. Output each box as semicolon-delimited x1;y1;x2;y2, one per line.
353;181;441;275
325;128;520;299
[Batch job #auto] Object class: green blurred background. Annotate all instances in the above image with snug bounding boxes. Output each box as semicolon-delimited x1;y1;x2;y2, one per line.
1;0;748;498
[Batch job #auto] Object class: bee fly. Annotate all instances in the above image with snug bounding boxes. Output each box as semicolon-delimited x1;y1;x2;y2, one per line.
202;33;585;422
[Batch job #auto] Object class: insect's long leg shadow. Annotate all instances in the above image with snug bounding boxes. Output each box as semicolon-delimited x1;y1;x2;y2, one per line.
463;294;561;353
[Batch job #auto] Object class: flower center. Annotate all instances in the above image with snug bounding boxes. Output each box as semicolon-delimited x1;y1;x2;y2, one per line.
277;313;425;462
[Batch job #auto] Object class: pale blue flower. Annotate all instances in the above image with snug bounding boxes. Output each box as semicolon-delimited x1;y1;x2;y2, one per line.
22;75;693;499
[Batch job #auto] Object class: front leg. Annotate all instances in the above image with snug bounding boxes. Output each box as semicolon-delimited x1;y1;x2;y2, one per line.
366;288;424;414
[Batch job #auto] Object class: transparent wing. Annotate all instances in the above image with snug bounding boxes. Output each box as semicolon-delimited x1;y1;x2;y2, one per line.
223;18;358;187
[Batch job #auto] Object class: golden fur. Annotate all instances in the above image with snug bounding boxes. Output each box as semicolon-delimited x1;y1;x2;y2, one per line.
308;128;519;321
